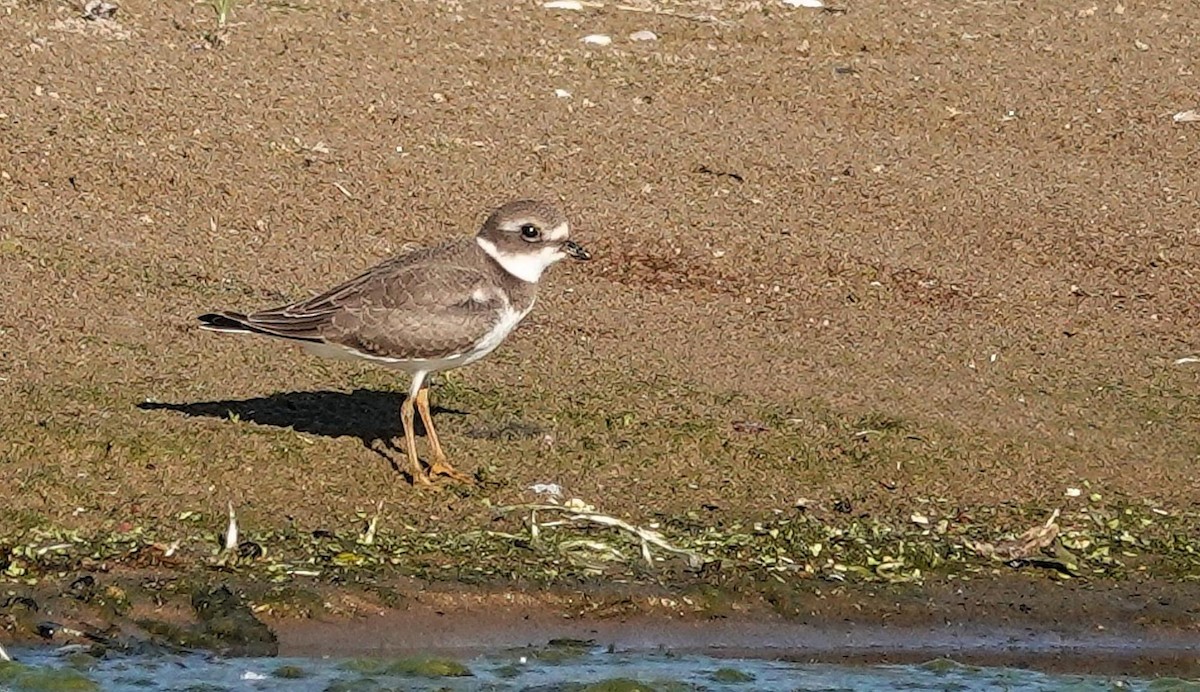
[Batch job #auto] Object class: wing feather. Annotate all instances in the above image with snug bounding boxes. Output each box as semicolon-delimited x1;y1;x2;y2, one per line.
238;250;506;359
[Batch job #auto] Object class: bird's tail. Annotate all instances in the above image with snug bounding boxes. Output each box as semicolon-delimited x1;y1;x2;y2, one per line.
198;311;322;342
198;309;327;343
197;311;259;334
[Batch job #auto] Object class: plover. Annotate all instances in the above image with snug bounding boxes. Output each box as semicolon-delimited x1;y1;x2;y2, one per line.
198;200;590;486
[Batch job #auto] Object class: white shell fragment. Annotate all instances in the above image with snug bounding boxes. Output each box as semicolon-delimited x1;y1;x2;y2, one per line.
1172;110;1200;123
581;34;612;46
783;0;824;7
529;482;564;497
629;30;658;41
543;0;584;9
554;88;572;98
82;0;118;20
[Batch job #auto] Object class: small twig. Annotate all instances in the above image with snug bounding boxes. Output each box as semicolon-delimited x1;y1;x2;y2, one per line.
970;509;1061;562
558;538;626;557
222;501;238;553
502;502;704;567
612;3;727;25
287;568;321;577
359;500;383;545
332;182;356;200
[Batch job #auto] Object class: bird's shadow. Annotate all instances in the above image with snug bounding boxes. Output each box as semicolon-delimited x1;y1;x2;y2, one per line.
138;389;468;474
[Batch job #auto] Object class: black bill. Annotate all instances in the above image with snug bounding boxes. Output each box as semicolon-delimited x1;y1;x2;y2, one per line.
562;239;591;261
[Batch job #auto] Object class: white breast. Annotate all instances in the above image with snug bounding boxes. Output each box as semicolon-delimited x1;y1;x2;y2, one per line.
464;300;534;363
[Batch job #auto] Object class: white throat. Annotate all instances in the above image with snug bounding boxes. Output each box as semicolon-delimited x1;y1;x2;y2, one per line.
477;237;563;283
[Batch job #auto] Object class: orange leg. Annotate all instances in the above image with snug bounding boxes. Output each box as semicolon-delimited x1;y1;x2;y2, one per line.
416;385;474;484
400;386;432;486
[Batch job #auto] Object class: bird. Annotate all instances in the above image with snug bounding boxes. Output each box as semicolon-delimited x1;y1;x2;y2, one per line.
197;199;590;486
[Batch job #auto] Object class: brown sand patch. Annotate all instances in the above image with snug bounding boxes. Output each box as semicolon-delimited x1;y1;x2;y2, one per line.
0;0;1198;631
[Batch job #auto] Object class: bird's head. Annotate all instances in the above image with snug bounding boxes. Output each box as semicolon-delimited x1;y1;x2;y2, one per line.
476;200;590;283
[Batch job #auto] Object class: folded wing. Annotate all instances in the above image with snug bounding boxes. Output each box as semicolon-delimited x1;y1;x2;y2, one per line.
203;255;507;360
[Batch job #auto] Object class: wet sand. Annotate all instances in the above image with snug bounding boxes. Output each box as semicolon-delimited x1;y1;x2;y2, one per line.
270;578;1200;677
2;568;1198;677
278;612;1200;677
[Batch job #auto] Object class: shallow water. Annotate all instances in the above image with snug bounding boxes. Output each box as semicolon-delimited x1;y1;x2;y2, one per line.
2;645;1195;692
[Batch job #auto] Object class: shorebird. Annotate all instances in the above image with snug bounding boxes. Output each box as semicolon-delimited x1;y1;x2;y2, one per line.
198;200;590;486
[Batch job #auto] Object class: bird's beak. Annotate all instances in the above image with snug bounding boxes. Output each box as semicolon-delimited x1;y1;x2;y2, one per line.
562;239;591;261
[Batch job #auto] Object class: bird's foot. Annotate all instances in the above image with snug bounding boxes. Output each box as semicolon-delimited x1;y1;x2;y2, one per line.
427;460;475;485
408;467;442;490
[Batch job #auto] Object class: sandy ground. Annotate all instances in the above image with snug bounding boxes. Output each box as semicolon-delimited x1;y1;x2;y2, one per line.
1;0;1199;661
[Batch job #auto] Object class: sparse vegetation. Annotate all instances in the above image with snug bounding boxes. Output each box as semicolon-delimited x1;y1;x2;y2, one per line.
210;0;234;29
198;0;236;46
0;486;1195;591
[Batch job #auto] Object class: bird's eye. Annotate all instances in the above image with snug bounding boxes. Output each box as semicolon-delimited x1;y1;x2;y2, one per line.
519;223;541;240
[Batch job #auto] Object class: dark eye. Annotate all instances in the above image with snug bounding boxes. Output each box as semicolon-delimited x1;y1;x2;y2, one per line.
519;223;541;240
